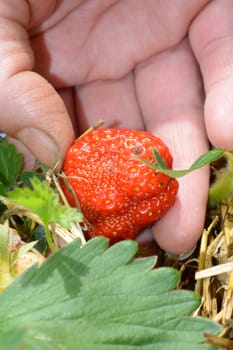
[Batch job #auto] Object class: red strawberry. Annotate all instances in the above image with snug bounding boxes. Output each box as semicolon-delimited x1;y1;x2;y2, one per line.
62;128;178;243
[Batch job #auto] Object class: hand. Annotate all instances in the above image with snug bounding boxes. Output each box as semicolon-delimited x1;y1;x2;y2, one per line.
0;0;232;254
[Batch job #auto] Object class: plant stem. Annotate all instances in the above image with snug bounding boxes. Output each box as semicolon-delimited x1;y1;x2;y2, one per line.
0;221;9;264
45;225;56;253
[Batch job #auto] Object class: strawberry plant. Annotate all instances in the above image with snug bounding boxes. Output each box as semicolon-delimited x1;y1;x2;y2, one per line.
0;131;232;349
1;177;83;252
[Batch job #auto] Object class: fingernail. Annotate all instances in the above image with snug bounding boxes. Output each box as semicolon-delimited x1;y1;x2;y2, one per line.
16;128;60;167
165;244;197;261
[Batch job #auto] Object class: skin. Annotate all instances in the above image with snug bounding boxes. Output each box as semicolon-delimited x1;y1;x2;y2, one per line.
0;0;233;254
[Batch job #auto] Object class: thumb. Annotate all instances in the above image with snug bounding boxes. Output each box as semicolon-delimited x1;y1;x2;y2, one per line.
1;73;74;167
0;2;74;167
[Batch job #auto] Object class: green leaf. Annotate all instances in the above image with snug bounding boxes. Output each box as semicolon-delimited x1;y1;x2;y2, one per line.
0;328;25;349
6;177;83;228
208;168;233;207
31;225;47;254
0;237;221;349
0;183;8;196
136;148;225;178
20;171;45;188
0;139;23;194
208;151;233;206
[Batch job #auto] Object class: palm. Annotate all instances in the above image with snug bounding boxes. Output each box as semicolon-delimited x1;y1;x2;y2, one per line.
30;1;206;138
31;1;199;85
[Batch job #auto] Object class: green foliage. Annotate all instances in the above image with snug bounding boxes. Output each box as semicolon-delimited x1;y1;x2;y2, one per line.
0;137;224;349
20;171;45;188
0;139;23;196
0;237;221;349
0;329;25;349
2;177;83;252
6;177;83;228
0;139;83;251
30;225;47;254
208;150;233;207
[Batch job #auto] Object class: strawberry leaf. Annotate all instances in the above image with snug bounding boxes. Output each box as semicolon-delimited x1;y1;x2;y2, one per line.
0;139;23;195
5;177;83;228
0;328;25;349
0;237;221;349
20;171;45;188
137;148;225;178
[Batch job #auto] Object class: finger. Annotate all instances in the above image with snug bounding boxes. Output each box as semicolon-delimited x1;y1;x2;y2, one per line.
0;2;74;166
74;73;144;132
7;136;36;171
58;87;79;136
135;39;209;254
189;0;233;149
0;73;74;167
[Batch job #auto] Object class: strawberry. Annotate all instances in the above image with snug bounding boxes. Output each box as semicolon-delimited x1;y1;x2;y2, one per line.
62;128;178;243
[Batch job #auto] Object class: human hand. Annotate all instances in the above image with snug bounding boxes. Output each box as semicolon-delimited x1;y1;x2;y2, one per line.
0;0;232;254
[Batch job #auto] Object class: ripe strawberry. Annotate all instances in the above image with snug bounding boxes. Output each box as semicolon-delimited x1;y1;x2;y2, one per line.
62;128;178;243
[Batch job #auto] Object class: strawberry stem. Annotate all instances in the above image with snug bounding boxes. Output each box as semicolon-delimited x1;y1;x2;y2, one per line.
45;225;56;253
76;120;104;140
